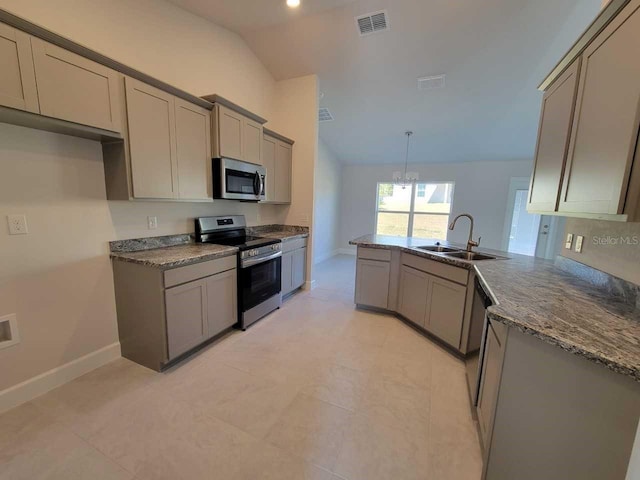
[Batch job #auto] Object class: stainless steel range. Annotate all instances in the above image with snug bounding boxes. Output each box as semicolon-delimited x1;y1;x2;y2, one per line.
195;216;282;330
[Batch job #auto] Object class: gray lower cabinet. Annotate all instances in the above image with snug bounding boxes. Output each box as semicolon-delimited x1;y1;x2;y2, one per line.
281;238;307;296
355;259;390;309
477;321;506;447
165;279;208;359
112;255;237;371
206;268;237;334
397;265;429;326
425;276;467;348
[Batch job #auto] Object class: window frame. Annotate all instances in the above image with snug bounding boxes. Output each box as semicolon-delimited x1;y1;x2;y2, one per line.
374;181;455;238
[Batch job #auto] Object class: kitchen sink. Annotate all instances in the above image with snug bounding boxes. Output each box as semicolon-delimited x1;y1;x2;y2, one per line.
443;251;497;261
417;245;461;253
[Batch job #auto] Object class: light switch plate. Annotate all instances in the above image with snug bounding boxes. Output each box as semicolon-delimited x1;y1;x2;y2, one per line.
565;233;574;249
575;235;584;253
147;216;158;230
7;215;28;235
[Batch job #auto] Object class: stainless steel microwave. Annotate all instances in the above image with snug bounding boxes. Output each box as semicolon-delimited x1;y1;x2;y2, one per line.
213;158;266;201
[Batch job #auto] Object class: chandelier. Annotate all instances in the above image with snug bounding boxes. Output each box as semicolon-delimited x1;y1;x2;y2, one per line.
392;131;419;189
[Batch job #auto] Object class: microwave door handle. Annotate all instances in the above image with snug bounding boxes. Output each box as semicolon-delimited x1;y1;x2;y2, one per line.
259;172;264;196
253;171;260;196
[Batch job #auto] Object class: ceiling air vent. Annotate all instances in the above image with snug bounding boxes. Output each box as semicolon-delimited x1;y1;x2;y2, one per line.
319;107;334;123
418;74;446;91
356;10;389;36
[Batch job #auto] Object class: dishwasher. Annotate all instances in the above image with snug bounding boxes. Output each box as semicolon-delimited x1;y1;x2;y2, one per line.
465;275;493;406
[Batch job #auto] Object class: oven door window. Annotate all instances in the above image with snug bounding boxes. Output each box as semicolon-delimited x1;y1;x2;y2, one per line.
226;169;259;195
240;257;282;311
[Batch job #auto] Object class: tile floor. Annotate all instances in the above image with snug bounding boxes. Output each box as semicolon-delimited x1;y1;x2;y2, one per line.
0;255;483;479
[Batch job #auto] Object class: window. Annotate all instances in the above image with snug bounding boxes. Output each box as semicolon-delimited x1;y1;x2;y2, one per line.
376;182;454;239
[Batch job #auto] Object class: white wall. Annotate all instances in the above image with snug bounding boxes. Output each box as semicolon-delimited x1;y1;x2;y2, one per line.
268;75;319;284
0;0;300;398
313;140;342;264
339;160;533;251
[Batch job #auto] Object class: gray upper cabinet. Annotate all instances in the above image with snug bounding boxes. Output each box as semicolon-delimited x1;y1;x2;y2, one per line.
0;23;39;114
175;98;212;201
165;279;208;360
559;0;640;217
425;275;467;348
211;103;266;165
125;77;177;199
398;265;429;327
31;38;121;132
243;117;263;166
527;59;580;213
355;259;390;309
206;268;237;335
262;130;293;204
216;104;243;161
262;134;277;201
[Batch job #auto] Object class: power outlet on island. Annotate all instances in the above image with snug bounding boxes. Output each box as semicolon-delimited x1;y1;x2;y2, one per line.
7;215;28;235
565;233;573;250
147;216;158;230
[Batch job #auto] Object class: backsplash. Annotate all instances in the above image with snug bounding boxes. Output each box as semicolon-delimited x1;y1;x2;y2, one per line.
560;218;640;286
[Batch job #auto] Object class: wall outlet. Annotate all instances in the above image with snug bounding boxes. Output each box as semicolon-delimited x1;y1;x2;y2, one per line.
7;214;28;235
565;233;574;249
575;235;584;253
0;313;20;350
147;216;158;230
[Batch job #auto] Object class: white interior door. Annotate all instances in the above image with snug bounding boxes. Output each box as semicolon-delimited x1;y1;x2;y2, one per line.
503;178;558;259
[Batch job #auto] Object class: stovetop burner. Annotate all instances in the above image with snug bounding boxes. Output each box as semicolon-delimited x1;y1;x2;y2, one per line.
194;216;281;251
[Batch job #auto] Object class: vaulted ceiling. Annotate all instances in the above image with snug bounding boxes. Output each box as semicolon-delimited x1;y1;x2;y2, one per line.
168;0;601;165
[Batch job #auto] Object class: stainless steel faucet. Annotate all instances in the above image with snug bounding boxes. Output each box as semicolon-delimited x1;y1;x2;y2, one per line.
449;213;481;252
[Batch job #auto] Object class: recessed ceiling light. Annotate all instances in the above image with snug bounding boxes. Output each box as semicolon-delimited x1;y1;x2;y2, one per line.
287;0;300;7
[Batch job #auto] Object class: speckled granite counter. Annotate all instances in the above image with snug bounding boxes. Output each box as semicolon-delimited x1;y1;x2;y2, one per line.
350;234;640;381
246;225;309;241
110;244;238;268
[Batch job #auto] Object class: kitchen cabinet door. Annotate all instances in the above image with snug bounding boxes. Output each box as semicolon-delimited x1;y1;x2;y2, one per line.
175;98;211;200
355;259;390;309
262;134;277;201
528;59;580;213
125;77;177;199
31;38;121;132
206;269;237;336
292;247;306;290
166;279;208;359
0;23;39;113
216;105;243;161
477;322;506;446
559;0;640;216
397;265;429;327
243;117;263;165
275;141;292;203
281;251;294;296
425;275;466;348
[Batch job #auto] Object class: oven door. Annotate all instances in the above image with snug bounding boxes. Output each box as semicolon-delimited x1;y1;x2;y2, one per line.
239;255;282;312
214;158;265;201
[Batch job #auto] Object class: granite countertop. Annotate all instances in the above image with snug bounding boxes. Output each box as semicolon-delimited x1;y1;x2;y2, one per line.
246;225;309;241
350;234;640;381
110;244;238;268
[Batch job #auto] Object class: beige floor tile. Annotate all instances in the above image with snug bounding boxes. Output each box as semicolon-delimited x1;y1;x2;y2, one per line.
1;255;482;480
265;394;352;470
0;423;131;480
333;411;431;480
300;363;369;411
360;377;431;435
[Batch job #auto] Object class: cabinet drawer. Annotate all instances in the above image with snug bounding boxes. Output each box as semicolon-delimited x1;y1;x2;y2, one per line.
282;236;307;253
358;247;391;262
401;253;468;285
164;255;236;288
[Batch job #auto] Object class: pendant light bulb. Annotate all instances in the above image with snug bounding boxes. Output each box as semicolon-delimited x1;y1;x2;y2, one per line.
287;0;300;7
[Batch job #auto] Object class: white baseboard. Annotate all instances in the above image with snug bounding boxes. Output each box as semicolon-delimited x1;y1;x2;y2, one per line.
337;247;357;256
313;249;339;265
0;342;121;414
304;279;317;291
